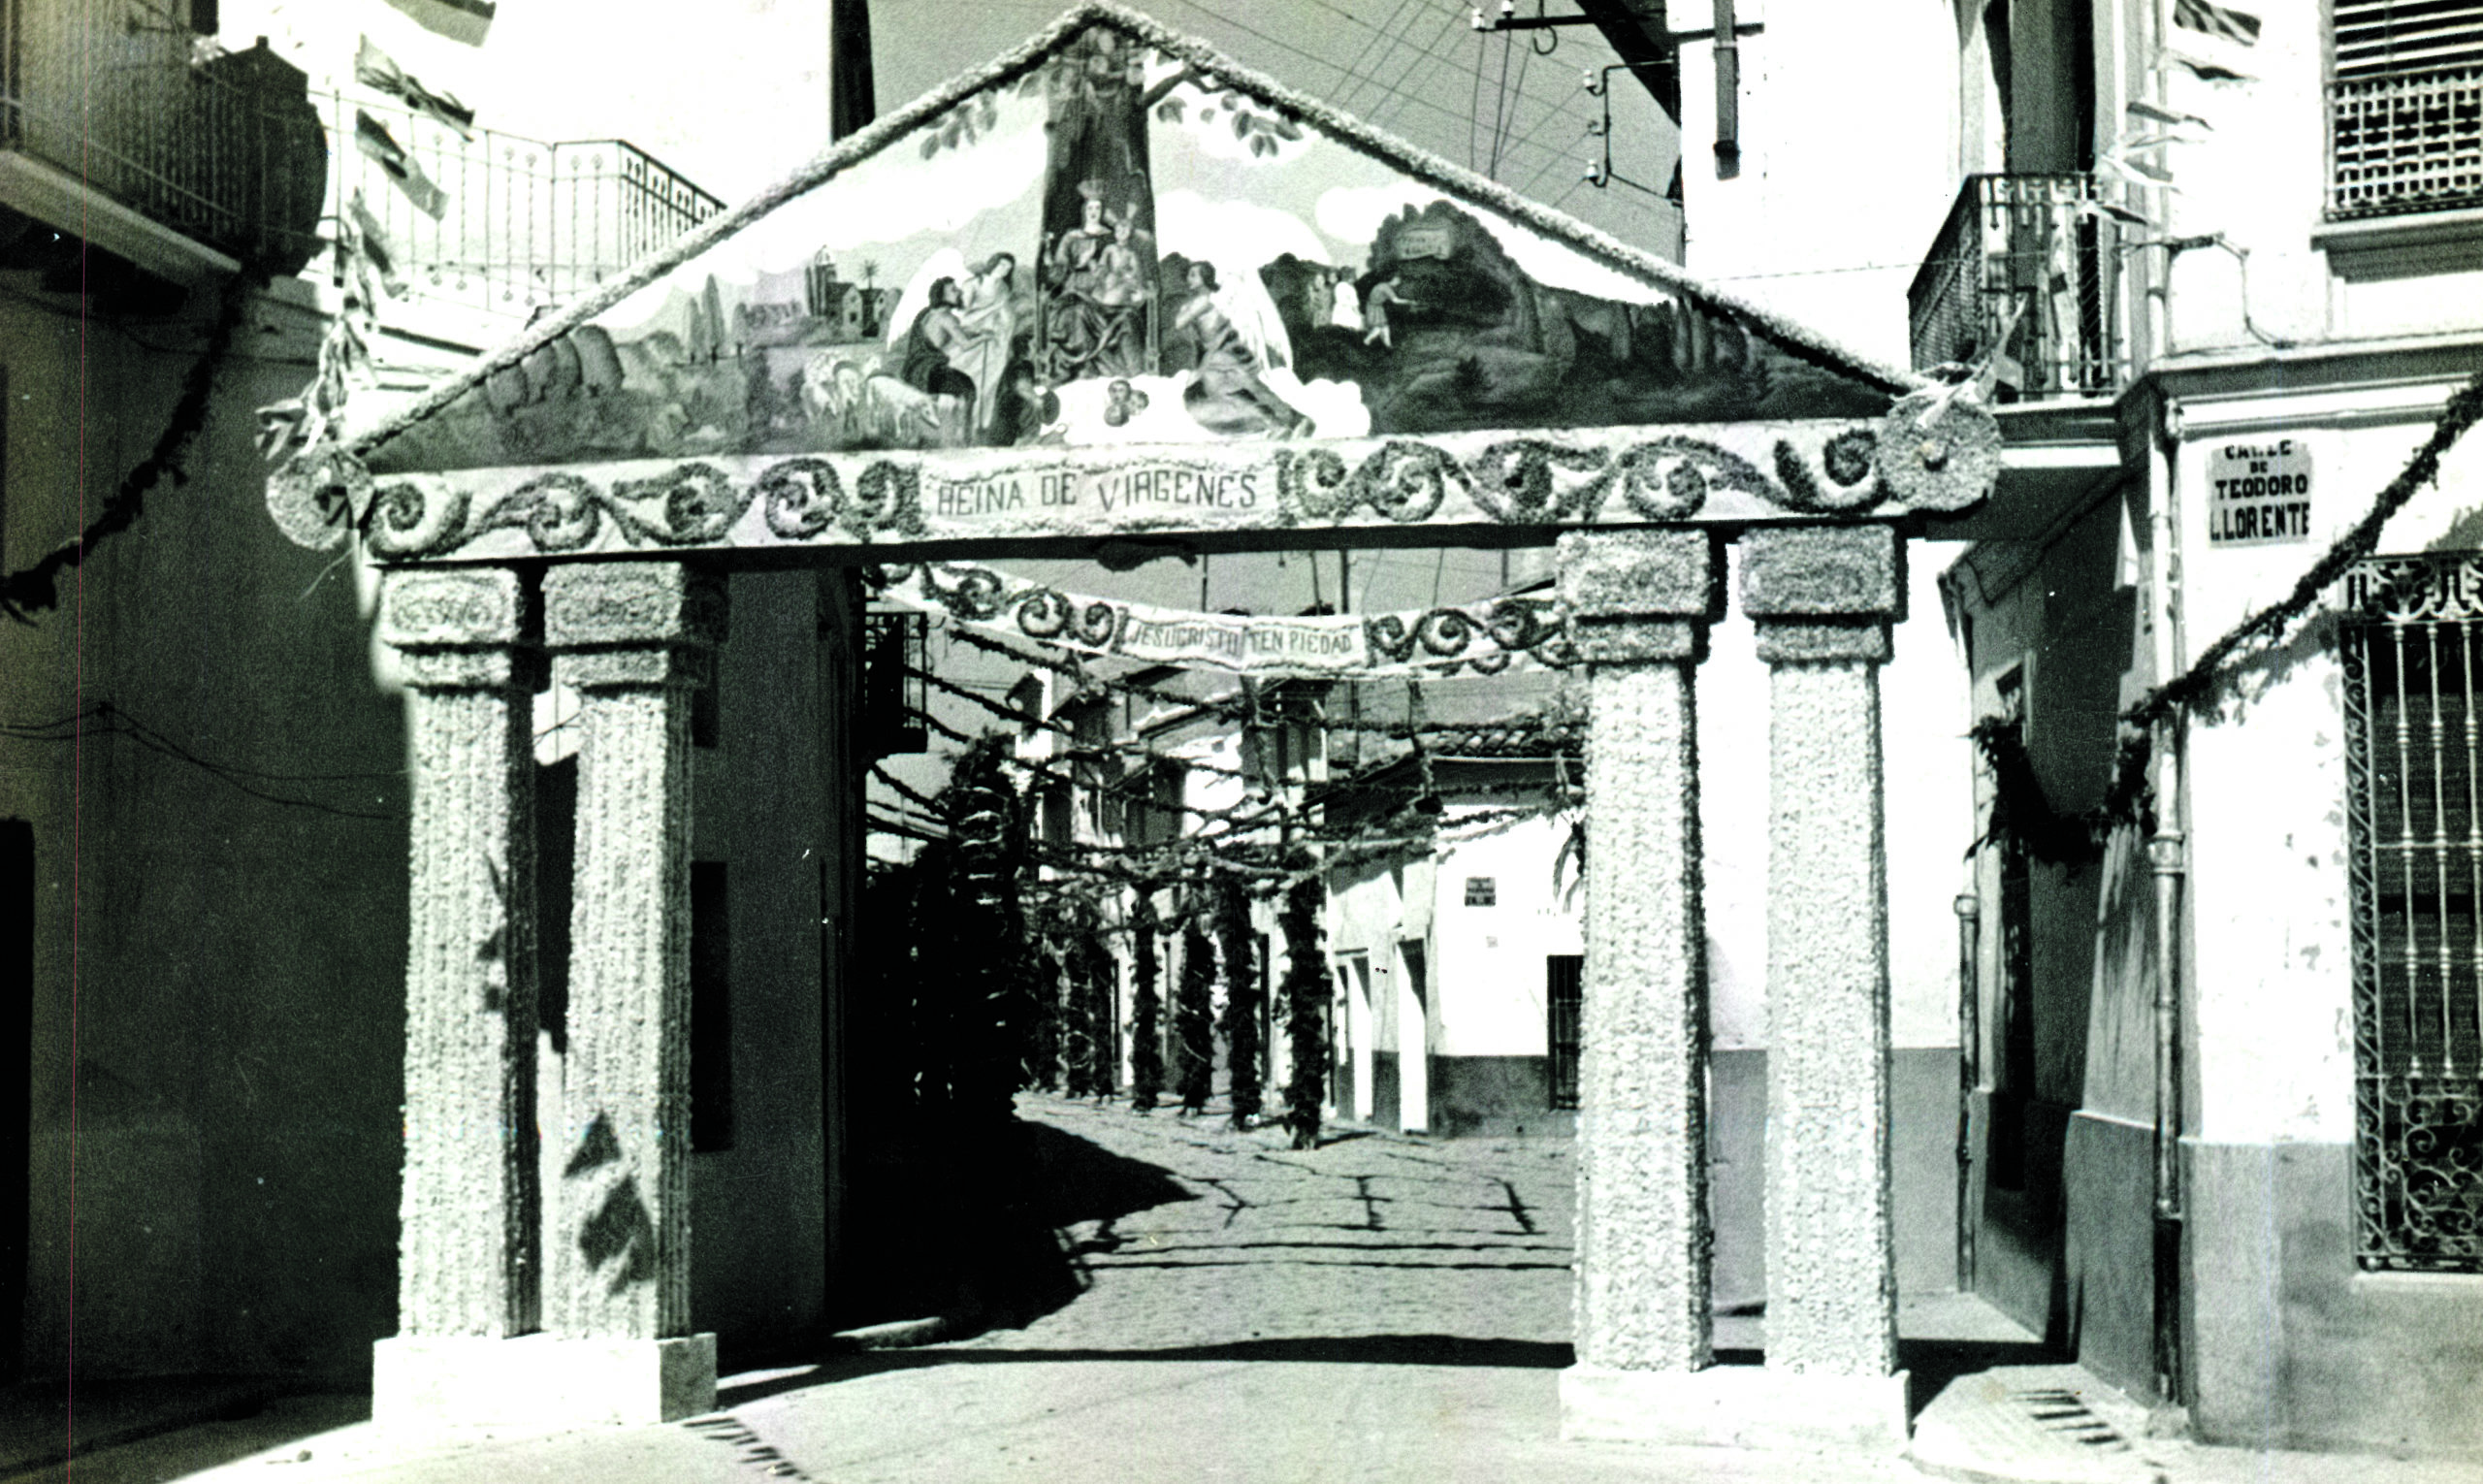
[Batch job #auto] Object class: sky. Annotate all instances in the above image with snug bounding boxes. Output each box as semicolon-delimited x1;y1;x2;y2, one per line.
218;0;1679;244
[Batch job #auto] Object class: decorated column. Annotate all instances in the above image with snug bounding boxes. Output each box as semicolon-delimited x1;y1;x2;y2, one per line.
371;567;542;1424
540;562;724;1421
1554;529;1724;1430
1745;523;1908;1446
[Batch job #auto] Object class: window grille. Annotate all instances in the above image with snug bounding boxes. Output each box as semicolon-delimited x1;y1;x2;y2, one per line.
2328;3;2483;217
1547;954;1583;1111
2340;553;2483;1272
861;610;927;759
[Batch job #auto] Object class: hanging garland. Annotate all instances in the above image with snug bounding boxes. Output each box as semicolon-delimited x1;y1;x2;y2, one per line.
1175;907;1216;1116
1216;873;1262;1129
1972;370;2483;865
1129;888;1164;1112
1;268;269;621
1277;852;1330;1150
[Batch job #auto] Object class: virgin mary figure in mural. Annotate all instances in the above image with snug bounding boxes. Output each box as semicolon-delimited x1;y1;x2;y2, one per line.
1171;261;1313;438
1041;183;1153;384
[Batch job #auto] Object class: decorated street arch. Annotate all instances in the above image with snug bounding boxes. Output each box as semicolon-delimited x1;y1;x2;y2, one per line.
282;2;2000;1449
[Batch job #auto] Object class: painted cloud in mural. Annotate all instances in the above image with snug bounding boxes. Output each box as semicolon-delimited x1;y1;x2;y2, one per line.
366;19;1889;478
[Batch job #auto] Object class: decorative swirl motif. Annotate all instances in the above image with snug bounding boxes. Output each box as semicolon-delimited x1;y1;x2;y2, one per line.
612;461;751;545
1772;437;1881;513
1822;427;1878;489
760;459;844;539
363;481;469;560
851;462;927;539
476;471;602;553
1075;601;1120;648
1274;446;1354;522
1014;588;1075;638
1414;607;1479;657
1355;440;1466;523
921;563;1009;622
1468;439;1613;523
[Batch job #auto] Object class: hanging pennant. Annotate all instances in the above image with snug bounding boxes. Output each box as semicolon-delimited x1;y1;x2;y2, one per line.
354;111;449;219
347;190;407;299
354;36;477;138
382;0;495;47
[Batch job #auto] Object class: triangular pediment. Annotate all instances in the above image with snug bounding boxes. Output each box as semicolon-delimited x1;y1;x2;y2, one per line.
354;3;1910;484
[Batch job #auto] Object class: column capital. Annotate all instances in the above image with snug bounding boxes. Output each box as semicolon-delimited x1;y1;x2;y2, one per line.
1556;529;1723;665
544;564;726;690
1739;525;1900;664
379;567;534;691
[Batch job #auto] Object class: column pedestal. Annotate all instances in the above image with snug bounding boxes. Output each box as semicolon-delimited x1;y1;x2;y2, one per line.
373;1334;717;1430
1562;1366;1910;1451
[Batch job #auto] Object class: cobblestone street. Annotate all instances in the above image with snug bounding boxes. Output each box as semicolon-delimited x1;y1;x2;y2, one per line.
948;1094;1575;1358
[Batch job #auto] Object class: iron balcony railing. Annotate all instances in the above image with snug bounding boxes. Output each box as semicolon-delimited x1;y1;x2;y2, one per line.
0;0;327;273
322;89;725;322
1908;173;2127;401
2331;63;2483;219
0;0;718;313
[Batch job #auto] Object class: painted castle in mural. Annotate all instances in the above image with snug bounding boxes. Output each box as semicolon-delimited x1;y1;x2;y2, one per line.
370;24;1888;477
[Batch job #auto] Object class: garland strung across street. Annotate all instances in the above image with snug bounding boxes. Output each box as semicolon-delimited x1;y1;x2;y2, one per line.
871;558;1576;677
1973;370;2483;862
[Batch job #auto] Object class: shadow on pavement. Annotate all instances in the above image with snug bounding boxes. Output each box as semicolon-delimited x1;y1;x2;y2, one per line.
717;1335;1572;1408
1899;1335;2063;1417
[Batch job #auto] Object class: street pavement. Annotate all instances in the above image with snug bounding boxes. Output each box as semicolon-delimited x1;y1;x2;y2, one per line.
13;1095;2481;1483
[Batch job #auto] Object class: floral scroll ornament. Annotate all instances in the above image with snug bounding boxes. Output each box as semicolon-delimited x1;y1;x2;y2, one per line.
265;444;376;552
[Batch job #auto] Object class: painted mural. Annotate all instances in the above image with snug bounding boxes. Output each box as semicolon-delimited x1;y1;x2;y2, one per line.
364;22;1892;481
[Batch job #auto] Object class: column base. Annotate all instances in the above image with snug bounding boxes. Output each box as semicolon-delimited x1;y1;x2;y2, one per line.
1560;1363;1911;1452
373;1333;718;1431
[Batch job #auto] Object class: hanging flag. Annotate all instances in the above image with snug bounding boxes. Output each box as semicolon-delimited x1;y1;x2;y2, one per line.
347;190;406;299
2127;98;2212;130
354;111;449;219
382;0;495;47
2167;49;2255;82
2174;0;2260;46
354;36;475;138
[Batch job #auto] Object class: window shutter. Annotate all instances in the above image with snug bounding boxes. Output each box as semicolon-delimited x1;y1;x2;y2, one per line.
2334;0;2483;79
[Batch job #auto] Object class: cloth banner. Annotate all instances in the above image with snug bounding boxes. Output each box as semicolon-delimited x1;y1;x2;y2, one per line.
873;560;1577;678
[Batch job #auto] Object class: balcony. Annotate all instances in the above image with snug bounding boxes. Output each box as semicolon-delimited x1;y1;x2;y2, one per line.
327;92;724;326
1908;174;2127;402
0;0;326;280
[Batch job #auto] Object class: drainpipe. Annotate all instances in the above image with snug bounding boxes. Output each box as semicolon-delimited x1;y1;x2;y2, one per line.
1953;889;1982;1293
1711;0;1740;177
2145;391;2190;1415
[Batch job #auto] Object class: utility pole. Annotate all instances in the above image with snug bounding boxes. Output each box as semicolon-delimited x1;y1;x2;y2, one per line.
831;0;875;142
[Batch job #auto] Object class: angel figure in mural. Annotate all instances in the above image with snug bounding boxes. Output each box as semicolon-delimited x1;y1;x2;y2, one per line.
1171;261;1314;438
953;251;1021;442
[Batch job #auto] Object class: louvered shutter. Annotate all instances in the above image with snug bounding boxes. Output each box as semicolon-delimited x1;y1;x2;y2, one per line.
2334;0;2483;78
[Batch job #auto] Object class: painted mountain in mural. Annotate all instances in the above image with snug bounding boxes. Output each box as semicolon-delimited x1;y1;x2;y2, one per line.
365;13;1897;479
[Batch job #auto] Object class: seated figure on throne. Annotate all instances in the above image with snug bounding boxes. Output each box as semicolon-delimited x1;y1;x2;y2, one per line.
1041;180;1152;382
